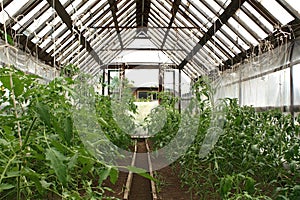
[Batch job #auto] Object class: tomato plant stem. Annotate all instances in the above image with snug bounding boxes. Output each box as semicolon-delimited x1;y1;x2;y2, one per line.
0;154;17;185
9;72;22;147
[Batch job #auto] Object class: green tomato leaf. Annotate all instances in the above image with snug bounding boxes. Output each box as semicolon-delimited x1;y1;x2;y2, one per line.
0;75;24;97
35;102;51;127
109;167;119;185
23;169;44;195
45;148;68;186
0;183;15;192
63;116;73;145
68;152;78;169
98;167;111;185
126;166;157;182
0;75;10;90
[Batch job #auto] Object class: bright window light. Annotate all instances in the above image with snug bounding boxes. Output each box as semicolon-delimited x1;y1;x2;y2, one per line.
236;9;268;39
258;0;294;25
228;18;259;46
284;0;300;14
243;2;273;32
0;0;29;24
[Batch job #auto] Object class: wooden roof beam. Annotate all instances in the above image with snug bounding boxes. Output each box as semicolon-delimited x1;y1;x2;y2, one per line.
161;0;181;49
0;24;57;67
108;0;123;49
136;0;151;27
275;0;300;21
46;0;103;65
221;18;300;71
178;0;247;70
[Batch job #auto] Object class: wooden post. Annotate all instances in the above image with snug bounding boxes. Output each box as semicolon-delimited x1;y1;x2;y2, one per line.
158;65;164;104
102;69;105;95
289;42;295;121
120;63;126;97
239;70;242;106
178;68;182;113
108;70;111;96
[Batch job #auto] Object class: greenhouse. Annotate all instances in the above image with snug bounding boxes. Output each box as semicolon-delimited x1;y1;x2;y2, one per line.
0;0;300;199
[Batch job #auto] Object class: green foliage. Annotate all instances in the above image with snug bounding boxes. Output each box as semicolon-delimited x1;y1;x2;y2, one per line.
147;91;180;148
0;66;126;199
0;31;14;46
150;76;300;199
60;64;80;77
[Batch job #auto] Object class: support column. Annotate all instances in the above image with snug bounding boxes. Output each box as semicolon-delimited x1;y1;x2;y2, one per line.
102;70;105;95
290;65;294;119
120;64;126;97
173;69;176;97
289;42;295;121
158;65;164;104
239;70;242;106
108;70;111;96
178;68;182;113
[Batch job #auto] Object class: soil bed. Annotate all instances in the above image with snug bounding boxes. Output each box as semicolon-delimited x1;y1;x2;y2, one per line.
129;140;152;200
103;139;199;199
154;163;198;200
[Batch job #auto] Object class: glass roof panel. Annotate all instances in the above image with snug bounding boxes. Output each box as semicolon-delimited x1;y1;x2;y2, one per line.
188;0;217;22
179;4;211;29
161;0;173;11
215;30;241;54
195;49;217;67
217;0;232;7
0;0;30;24
151;0;171;18
117;0;136;15
71;0;100;21
148;11;168;27
24;7;53;35
57;41;80;62
63;47;82;63
31;17;62;44
65;0;81;14
80;4;110;29
205;0;224;13
212;36;235;57
46;29;71;53
227;18;259;46
175;11;195;28
243;1;273;32
206;41;228;60
51;35;75;56
258;0;294;25
236;9;268;39
202;45;223;64
284;0;300;14
221;24;250;50
12;1;48;30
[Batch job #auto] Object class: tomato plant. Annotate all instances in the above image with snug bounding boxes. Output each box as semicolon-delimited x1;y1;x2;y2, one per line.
0;66;129;199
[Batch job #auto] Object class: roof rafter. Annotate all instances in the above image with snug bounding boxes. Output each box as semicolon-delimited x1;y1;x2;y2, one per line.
46;0;103;66
108;0;124;49
0;0;13;12
136;0;151;27
0;24;57;67
275;0;300;20
161;0;181;49
221;18;300;70
178;0;247;70
4;0;40;27
248;0;280;26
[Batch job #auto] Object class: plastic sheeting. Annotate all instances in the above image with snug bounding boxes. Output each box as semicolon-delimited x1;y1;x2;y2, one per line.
293;64;300;105
0;39;58;81
214;38;299;109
